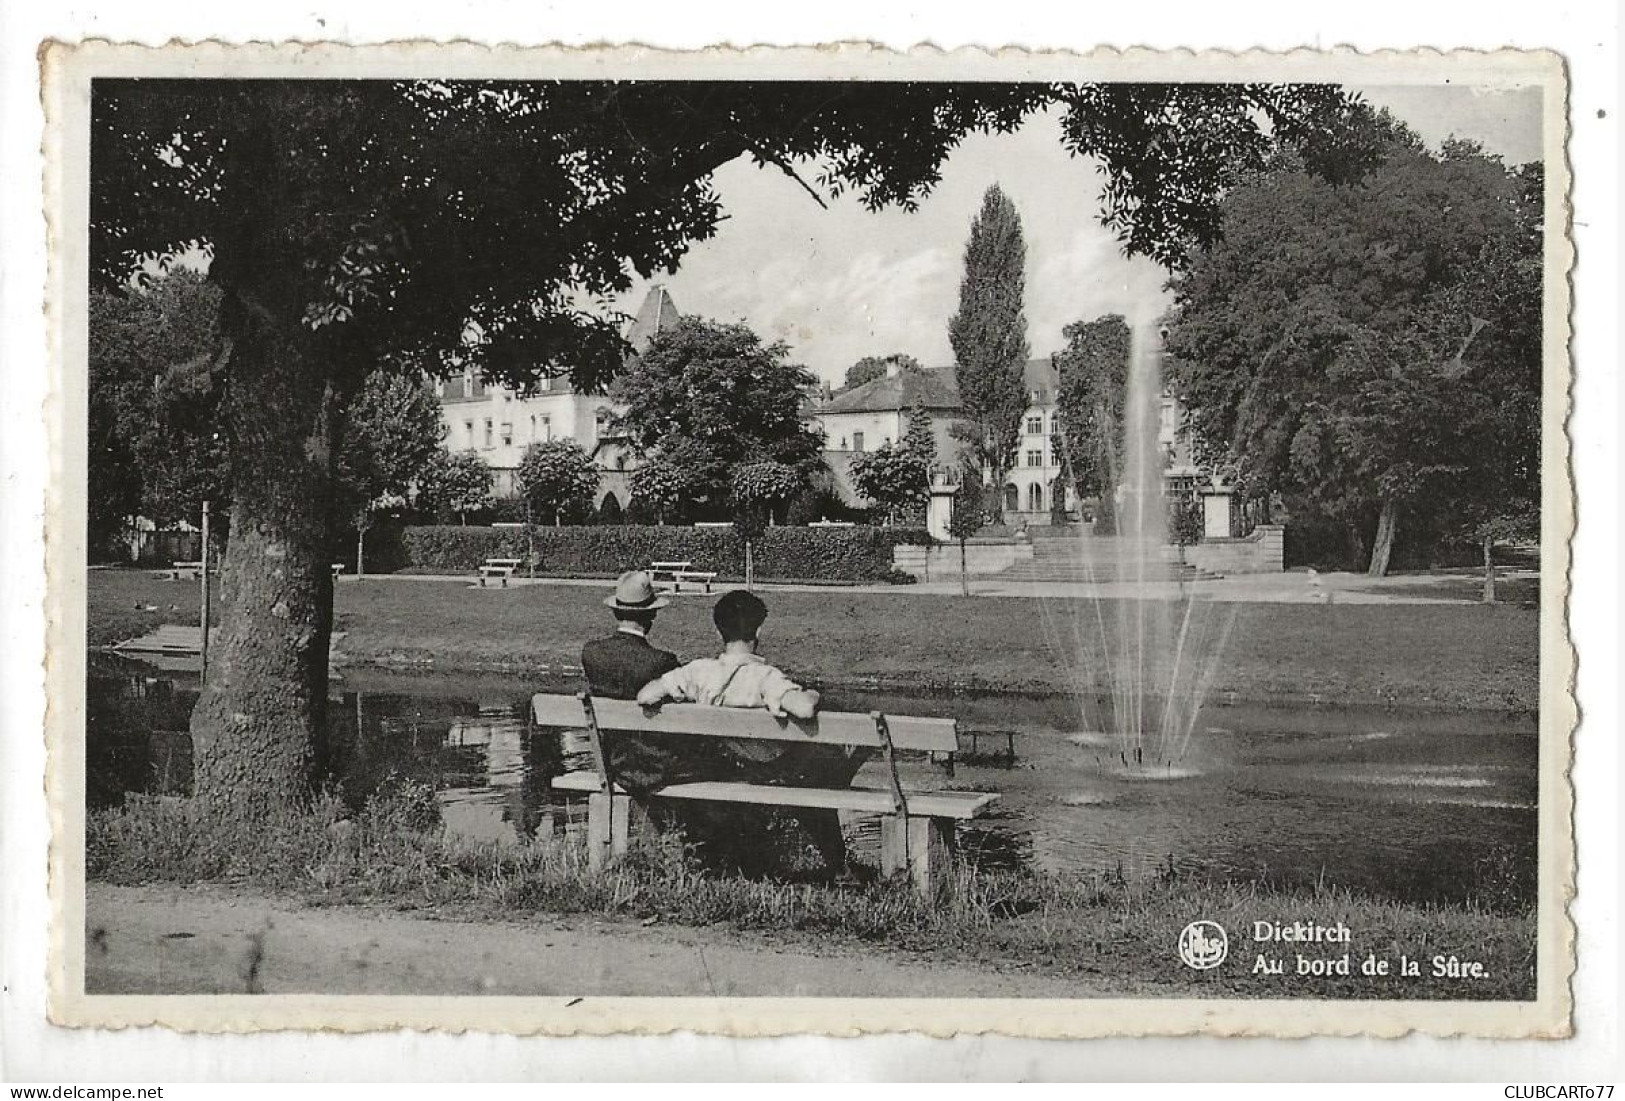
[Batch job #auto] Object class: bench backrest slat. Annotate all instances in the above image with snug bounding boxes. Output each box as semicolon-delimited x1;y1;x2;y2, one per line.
531;692;957;753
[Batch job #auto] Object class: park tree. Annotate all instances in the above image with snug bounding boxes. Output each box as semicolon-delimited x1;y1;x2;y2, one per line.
1164;137;1542;576
417;449;492;525
612;317;824;516
1053;314;1132;534
627;459;690;526
731;460;804;588
335;369;445;575
843;353;922;392
948;185;1030;525
88;73;1360;820
900;399;938;470
849;445;931;526
518;439;601;526
89;269;229;551
946;465;988;596
849;407;935;526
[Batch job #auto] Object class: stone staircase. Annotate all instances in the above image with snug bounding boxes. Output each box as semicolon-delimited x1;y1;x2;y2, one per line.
994;533;1222;584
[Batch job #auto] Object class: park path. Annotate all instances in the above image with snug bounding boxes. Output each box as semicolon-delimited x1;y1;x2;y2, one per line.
86;883;1134;998
343;568;1522;605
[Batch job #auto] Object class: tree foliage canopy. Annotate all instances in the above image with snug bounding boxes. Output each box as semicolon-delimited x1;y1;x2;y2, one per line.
416;449;494;524
336;369;446;524
949;184;1030;521
843;353;923;392
612;317;824;518
1164;133;1543;572
518;439;601;525
849;402;938;525
93;80;1362;394
88;269;228;541
1053;314;1132;526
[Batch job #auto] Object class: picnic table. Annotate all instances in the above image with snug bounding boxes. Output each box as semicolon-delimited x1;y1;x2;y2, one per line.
532;692;998;898
477;557;523;587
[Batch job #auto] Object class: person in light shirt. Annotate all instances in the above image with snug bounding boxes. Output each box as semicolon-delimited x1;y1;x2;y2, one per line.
637;589;867;879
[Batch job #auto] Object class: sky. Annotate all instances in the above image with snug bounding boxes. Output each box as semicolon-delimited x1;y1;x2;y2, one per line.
606;83;1547;390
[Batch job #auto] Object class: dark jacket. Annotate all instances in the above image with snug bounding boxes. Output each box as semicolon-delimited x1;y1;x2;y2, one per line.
580;630;715;795
581;631;680;701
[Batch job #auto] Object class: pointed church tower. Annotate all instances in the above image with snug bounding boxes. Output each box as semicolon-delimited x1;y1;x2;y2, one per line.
624;284;681;355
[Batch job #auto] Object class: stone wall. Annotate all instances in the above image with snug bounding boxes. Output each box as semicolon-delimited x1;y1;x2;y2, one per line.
1182;524;1285;574
892;538;1034;578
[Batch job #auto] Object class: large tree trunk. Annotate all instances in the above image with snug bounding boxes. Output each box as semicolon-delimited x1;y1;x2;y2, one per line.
1367;498;1399;578
1481;536;1497;604
959;538;969;596
188;290;336;822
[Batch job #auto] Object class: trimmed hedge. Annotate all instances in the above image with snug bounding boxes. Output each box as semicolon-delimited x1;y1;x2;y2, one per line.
401;524;931;583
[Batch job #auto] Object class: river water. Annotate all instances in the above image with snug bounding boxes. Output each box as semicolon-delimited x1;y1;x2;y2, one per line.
88;652;1537;908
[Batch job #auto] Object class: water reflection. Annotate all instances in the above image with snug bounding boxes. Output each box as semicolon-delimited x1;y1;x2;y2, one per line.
85;652;1538;908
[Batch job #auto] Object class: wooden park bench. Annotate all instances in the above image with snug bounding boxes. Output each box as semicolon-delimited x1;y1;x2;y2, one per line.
477;557;523;587
649;560;718;594
673;569;718;593
156;560;211;581
647;560;690;590
531;692;999;897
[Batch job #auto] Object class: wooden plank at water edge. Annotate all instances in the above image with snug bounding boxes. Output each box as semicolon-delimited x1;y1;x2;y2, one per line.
529;693;959;753
550;770;998;819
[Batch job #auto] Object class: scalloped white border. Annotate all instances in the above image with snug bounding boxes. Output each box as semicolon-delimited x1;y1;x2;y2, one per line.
37;40;1575;1041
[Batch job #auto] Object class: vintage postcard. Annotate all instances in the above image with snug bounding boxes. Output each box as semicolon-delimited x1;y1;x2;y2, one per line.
43;41;1573;1038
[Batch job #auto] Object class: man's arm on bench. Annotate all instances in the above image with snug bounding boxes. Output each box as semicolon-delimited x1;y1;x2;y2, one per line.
636;669;820;720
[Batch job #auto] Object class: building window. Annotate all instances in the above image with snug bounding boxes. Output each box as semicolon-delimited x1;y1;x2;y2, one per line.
470;377;486;399
852;431;865;452
1003;484;1019;514
840;436;848;450
1026;415;1043;435
463;421;473;446
483;419;493;448
1026;449;1042;468
500;422;512;447
1028;483;1044;513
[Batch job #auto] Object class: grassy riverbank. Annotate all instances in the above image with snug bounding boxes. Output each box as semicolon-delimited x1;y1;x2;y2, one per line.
90;569;1539;709
88;788;1536;1000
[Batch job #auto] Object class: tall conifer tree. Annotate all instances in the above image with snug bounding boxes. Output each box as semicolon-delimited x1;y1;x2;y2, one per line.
948;185;1030;523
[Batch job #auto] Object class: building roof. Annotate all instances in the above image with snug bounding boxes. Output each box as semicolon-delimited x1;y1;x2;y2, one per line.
815;358;1058;416
625;285;681;354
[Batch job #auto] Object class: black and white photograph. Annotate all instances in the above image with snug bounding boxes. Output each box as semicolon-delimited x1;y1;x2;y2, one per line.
40;43;1573;1038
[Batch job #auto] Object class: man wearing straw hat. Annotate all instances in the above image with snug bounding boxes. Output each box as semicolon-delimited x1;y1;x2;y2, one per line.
581;570;734;801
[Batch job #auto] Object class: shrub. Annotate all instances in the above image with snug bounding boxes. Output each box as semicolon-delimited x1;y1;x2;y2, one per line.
400;524;932;582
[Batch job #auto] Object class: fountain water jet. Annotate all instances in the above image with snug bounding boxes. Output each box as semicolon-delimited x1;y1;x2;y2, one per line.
1040;322;1237;778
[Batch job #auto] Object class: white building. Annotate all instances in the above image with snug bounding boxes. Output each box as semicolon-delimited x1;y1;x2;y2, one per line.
435;286;679;507
811;357;1197;526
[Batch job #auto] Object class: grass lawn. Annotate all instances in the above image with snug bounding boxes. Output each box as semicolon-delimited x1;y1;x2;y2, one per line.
89;568;1540;710
89;790;1536;1000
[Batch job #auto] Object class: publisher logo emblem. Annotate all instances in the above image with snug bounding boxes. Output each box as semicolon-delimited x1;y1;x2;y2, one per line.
1178;920;1229;970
